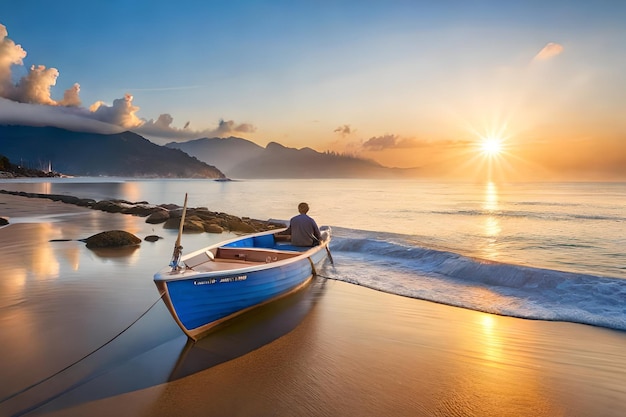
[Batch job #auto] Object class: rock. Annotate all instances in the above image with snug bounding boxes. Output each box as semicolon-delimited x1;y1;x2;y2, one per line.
0;217;8;226
76;198;97;207
0;189;282;235
82;230;142;249
41;194;70;203
163;217;205;232
184;219;206;233
58;195;82;205
163;218;179;229
122;204;158;217
145;208;170;224
92;200;125;213
169;208;186;218
192;209;218;221
159;203;181;211
226;218;257;233
144;235;162;242
204;223;224;233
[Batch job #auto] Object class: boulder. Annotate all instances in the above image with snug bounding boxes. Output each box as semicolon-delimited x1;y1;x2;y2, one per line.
226;218;257;233
58;195;82;205
185;218;207;232
163;218;179;229
168;208;186;218
122;204;158;217
146;208;170;224
163;217;205;232
92;200;125;213
204;223;224;233
82;230;142;249
76;198;97;207
193;209;219;221
159;203;181;211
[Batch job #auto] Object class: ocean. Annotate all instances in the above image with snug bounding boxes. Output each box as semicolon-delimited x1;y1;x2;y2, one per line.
2;178;625;332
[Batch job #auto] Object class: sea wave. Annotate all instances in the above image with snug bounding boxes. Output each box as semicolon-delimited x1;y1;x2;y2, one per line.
321;230;626;332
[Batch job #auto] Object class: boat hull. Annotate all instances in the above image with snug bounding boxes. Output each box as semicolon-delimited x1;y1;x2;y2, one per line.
154;228;331;340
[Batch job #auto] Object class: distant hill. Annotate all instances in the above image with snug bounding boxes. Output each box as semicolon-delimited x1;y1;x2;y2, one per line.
229;142;407;178
165;136;264;173
0;125;225;178
167;137;419;179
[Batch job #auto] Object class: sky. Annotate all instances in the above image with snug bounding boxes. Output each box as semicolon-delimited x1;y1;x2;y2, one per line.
1;0;626;180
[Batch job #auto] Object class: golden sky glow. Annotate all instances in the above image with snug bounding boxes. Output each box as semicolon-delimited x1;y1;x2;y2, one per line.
1;2;625;180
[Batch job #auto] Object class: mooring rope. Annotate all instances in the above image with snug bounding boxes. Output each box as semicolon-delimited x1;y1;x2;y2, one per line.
315;273;336;281
0;292;165;405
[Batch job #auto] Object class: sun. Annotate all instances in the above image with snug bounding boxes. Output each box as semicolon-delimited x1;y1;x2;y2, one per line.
449;120;529;181
480;136;503;157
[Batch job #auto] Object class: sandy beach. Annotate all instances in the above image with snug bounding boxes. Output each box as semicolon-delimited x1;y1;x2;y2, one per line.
1;192;626;417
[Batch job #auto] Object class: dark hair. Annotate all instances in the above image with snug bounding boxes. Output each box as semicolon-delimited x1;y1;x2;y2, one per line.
298;202;309;214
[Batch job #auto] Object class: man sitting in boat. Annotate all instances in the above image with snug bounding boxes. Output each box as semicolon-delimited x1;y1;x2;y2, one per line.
282;202;321;246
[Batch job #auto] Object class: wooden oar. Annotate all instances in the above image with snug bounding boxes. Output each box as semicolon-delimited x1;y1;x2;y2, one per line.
311;231;334;265
170;193;188;270
325;245;334;265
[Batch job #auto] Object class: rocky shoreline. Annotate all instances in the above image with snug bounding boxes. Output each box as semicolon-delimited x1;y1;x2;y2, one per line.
0;189;286;235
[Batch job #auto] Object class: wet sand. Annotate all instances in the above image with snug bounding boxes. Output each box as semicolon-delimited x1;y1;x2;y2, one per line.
1;192;626;417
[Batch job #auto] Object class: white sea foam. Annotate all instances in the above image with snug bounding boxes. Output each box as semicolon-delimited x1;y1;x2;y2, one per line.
322;231;626;332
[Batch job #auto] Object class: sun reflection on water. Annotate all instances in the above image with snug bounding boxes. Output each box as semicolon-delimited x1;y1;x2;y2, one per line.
483;182;499;212
120;181;142;203
481;182;501;260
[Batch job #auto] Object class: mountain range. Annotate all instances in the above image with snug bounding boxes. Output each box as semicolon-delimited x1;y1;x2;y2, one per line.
0;125;419;178
166;137;419;179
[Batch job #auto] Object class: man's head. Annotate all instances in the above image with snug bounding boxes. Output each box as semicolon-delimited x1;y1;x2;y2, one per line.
298;202;309;214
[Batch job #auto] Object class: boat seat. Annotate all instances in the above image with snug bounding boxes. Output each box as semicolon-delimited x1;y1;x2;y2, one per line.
216;246;300;263
184;250;216;268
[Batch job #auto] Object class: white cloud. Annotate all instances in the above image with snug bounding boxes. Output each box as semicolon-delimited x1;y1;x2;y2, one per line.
0;97;123;133
11;64;59;105
1;25;83;107
0;23;27;97
135;116;257;140
362;134;421;151
0;21;256;140
89;94;142;128
533;42;564;61
58;83;81;107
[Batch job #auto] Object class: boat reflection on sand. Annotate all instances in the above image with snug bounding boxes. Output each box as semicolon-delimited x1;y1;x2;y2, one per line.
168;276;327;381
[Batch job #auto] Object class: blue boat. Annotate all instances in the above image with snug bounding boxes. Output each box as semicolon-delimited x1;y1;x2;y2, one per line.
154;226;332;341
